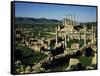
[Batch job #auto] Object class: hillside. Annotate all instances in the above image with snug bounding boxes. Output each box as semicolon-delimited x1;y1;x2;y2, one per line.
15;17;61;25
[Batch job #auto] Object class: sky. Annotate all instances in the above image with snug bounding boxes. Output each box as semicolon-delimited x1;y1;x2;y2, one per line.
15;2;97;22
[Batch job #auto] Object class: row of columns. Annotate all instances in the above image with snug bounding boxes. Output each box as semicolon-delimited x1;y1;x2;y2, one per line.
63;14;78;26
55;25;95;48
84;25;95;46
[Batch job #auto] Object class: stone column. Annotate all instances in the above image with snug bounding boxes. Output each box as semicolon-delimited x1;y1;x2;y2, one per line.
91;26;94;44
65;15;67;26
67;33;70;41
71;14;72;25
74;15;76;26
94;32;96;42
71;29;74;40
69;15;71;26
68;14;70;26
72;14;75;40
73;14;75;26
79;31;81;41
63;18;65;26
64;33;67;48
55;26;58;45
84;25;86;46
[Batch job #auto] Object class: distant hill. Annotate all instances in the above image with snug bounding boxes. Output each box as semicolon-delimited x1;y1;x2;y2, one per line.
15;17;61;25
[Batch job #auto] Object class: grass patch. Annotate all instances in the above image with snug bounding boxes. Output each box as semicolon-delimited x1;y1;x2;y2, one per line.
67;39;84;48
22;52;47;65
16;45;47;65
67;39;91;48
78;56;93;66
